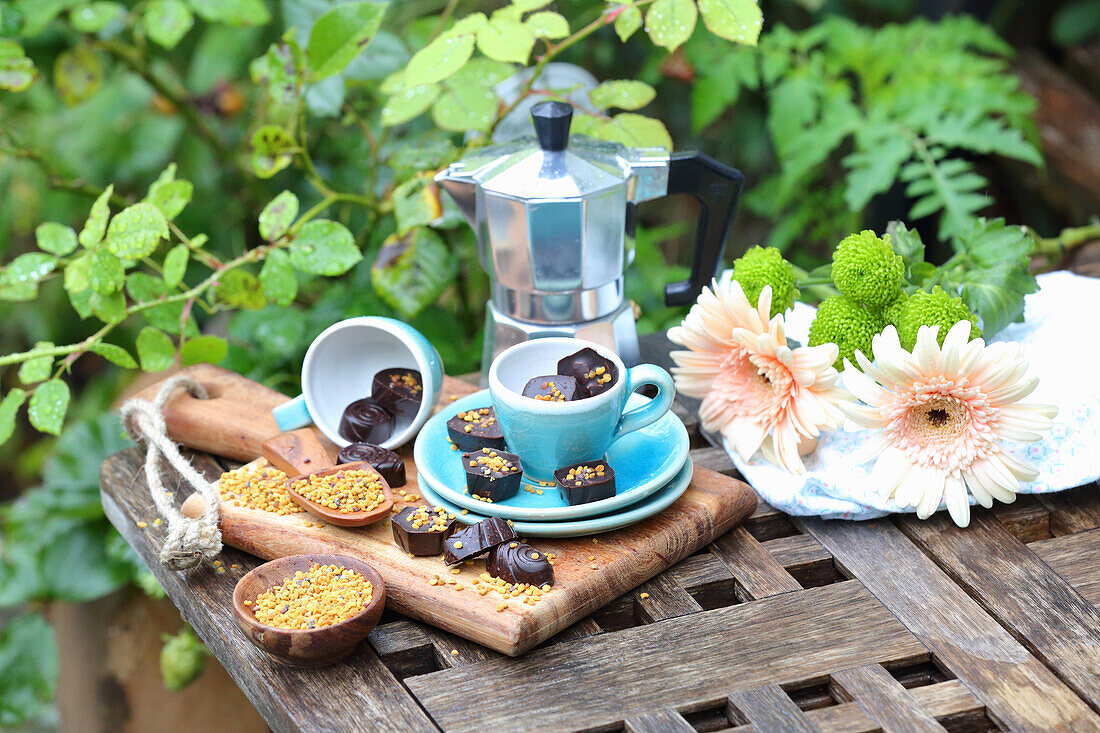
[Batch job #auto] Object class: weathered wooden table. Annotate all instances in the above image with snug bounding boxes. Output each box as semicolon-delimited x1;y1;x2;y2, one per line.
100;333;1100;732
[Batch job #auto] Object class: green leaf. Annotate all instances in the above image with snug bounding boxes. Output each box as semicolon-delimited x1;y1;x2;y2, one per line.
186;0;270;26
250;125;296;179
144;168;193;220
68;290;94;319
79;186;113;249
645;0;697;51
105;203;169;259
213;269;266;310
431;83;497;132
886;221;926;272
476;17;535;64
289;220;361;276
614;5;642;41
381;82;440;126
162;244;189;287
259;249;297;305
306;1;388;80
0;40;36;93
0;614;58;728
696;0;763;46
574;112;673;150
258;190;299;241
90;343;137;369
7;253;57;287
64;252;92;294
404;25;478;87
589;80;656;111
53;43;102;106
957;217;1032;267
393;173;443;233
525;11;568;39
136;327;175;371
36;222;78;256
142;0;194;49
18;343;54;385
28;380;70;436
180;335;227;366
960;261;1036;336
0;389;27;445
90;291;126;323
371;228;457;319
88;250;125;294
843;132;912;211
69;2;126;32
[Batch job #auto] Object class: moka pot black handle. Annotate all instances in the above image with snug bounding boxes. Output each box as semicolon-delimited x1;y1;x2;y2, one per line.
663;151;744;306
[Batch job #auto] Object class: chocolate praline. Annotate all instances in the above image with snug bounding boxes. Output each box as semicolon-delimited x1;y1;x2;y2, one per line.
391;505;457;556
442;517;516;565
338;397;395;444
554;460;616;505
446;407;506;452
372;368;423;421
337;442;406;487
521;375;579;402
487;541;554;587
462;448;522;502
556;347;618;398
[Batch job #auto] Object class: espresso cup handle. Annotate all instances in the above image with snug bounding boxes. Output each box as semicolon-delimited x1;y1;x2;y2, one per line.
272;394;313;431
612;364;676;441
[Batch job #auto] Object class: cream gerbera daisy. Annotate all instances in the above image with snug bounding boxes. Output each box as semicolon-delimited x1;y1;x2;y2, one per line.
668;277;852;473
842;320;1057;527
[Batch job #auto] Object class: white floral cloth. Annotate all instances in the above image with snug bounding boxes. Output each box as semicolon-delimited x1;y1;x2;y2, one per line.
723;270;1100;520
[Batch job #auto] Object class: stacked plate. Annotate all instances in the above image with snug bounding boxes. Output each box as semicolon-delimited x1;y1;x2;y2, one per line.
412;390;692;537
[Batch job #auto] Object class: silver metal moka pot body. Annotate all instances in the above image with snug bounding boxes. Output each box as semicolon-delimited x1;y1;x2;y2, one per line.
436;102;744;380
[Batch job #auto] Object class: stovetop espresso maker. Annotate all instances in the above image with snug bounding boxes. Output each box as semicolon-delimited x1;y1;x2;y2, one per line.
435;101;743;377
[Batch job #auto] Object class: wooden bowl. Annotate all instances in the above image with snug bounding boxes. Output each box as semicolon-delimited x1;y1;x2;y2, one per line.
232;553;386;667
284;462;394;527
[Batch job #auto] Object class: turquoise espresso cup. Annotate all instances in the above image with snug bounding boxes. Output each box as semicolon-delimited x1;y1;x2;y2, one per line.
271;317;443;450
488;337;675;481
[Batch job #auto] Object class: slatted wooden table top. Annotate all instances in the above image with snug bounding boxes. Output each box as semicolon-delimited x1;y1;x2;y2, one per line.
100;333;1100;733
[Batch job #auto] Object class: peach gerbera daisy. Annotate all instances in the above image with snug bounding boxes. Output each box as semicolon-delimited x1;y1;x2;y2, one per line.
667;277;851;473
842;320;1058;527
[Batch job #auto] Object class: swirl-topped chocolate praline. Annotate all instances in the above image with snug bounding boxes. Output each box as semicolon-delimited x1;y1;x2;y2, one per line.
487;541;554;587
337;442;406;487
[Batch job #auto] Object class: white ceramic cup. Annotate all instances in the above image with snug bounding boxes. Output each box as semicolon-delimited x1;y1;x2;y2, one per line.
272;317;443;450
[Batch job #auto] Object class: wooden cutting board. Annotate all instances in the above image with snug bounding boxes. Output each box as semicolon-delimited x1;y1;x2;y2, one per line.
138;365;757;656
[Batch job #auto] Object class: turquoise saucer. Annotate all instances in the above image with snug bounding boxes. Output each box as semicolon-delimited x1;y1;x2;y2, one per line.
417;457;693;538
413;389;690;521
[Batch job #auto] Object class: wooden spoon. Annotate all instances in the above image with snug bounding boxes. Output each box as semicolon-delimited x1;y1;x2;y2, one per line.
284;461;394;527
262;428;338;476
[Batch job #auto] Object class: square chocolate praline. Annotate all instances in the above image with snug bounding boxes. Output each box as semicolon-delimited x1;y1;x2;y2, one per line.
556;347;618;398
521;375;579;402
391;505;457;556
461;448;522;502
554;460;616;505
447;407;506;452
372;368;423;421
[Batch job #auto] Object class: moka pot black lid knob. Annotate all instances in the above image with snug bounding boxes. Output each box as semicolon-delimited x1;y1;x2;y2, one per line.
531;101;572;152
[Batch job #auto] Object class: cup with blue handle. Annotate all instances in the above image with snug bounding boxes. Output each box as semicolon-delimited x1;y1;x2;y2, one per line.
488;337;675;482
272;317;444;450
